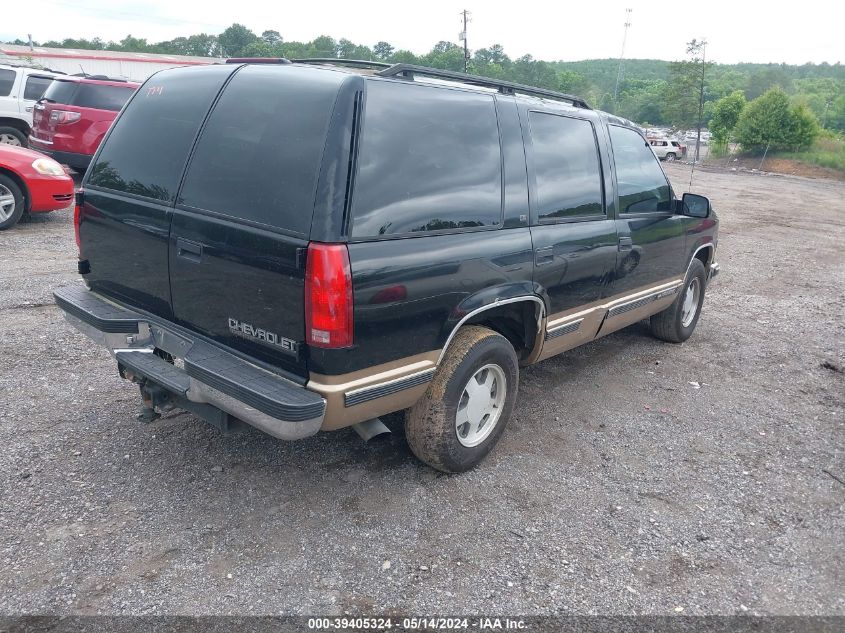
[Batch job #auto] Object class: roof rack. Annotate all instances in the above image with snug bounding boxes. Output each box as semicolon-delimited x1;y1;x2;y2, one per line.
292;58;391;70
376;63;591;109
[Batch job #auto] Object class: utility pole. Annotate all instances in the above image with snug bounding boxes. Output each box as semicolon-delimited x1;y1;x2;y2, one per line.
613;8;632;104
459;10;471;73
694;39;707;163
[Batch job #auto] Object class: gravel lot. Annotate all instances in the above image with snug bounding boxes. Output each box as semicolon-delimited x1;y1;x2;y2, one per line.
1;165;843;616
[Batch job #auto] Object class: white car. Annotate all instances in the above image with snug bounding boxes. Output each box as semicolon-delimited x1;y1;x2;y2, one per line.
648;138;687;162
0;64;59;146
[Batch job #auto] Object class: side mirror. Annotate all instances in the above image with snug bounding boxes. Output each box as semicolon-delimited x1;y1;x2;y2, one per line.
682;193;711;218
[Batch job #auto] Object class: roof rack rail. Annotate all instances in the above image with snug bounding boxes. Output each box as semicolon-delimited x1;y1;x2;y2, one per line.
292;58;391;70
376;63;591;109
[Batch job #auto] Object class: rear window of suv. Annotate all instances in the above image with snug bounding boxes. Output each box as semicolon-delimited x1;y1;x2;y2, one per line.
178;65;343;235
42;79;77;104
42;80;133;111
88;65;234;202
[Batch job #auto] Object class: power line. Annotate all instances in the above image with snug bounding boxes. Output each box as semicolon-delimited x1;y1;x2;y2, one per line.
613;8;632;104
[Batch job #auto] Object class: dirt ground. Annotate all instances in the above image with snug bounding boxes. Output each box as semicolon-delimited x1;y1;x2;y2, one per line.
705;155;845;182
1;164;843;616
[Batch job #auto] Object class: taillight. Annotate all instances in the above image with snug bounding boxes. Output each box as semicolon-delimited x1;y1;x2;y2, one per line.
305;242;353;348
73;190;83;254
50;110;81;124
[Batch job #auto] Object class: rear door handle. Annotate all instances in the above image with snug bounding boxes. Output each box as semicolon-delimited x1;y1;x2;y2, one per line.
534;246;554;266
176;238;203;263
618;237;633;252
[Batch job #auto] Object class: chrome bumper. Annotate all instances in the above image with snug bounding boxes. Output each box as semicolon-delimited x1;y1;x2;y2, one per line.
54;285;325;441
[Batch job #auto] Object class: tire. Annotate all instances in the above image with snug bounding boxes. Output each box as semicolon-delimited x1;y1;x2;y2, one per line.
0;174;25;230
0;126;27;148
405;325;519;473
665;152;676;162
650;259;706;343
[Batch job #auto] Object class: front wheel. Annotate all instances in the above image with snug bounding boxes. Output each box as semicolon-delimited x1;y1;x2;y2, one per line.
650;259;706;343
405;326;518;473
665;152;677;162
0;174;25;230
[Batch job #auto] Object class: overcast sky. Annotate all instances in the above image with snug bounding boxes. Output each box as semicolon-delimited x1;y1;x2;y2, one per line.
3;0;843;64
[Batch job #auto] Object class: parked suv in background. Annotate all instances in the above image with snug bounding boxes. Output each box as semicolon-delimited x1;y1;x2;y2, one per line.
29;75;139;170
55;60;719;472
0;64;58;147
649;137;687;161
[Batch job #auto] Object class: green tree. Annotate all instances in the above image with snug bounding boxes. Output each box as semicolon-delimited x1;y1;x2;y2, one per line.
709;90;747;150
218;23;258;57
663;40;712;131
389;49;419;64
372;41;394;61
113;35;149;52
423;42;465;72
828;95;845;132
261;30;282;46
735;88;820;151
309;35;337;57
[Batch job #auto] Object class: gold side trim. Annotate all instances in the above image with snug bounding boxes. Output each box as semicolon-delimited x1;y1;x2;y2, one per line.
310;278;685;428
308;350;439;431
537;277;683;362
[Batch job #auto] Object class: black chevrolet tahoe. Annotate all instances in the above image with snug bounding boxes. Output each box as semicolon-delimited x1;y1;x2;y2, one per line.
55;59;719;472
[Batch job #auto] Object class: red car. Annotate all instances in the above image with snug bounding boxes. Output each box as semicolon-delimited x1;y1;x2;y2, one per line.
0;144;74;229
29;76;139;171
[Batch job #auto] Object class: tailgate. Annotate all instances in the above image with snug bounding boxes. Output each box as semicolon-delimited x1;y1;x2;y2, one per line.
169;65;349;378
80;64;237;318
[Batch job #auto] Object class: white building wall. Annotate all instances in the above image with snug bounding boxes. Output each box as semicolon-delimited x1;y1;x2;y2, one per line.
0;45;217;82
23;55;195;82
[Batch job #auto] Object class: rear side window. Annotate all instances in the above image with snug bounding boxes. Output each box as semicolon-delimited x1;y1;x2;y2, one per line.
0;69;14;97
88;65;234;202
24;76;52;101
609;125;672;214
74;84;134;111
42;80;78;104
528;112;604;221
351;81;502;238
179;66;342;235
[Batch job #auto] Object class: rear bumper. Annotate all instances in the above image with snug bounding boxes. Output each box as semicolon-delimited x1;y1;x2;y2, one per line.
53;285;326;440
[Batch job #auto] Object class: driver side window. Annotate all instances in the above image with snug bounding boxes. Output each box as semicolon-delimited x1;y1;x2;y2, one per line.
610;126;672;214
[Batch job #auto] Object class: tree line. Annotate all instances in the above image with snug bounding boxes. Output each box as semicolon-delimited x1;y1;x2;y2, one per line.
5;23;844;136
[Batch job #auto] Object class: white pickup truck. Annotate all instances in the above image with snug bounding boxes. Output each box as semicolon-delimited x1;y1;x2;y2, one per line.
0;64;58;147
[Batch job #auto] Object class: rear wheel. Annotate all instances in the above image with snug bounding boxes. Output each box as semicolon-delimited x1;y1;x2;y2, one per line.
405;326;518;473
650;259;706;343
665;152;677;162
0;174;25;230
0;126;27;148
